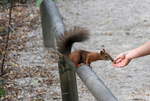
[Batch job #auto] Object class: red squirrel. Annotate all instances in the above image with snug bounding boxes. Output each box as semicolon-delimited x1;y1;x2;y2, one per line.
58;27;114;67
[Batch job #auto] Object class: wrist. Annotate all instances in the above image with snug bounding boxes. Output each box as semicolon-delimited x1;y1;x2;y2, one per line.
125;50;134;61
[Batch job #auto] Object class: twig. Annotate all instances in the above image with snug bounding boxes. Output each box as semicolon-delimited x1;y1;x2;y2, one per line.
1;0;13;76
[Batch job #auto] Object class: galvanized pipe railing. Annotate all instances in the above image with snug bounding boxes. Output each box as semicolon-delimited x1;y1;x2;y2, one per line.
77;65;118;101
40;0;118;101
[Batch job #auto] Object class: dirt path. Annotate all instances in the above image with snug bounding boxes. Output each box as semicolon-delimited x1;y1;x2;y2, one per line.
1;0;150;101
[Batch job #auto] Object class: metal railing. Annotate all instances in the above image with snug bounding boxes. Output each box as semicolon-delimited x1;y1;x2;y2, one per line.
40;0;118;101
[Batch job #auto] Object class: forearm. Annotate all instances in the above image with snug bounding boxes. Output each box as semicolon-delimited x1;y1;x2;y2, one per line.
126;41;150;59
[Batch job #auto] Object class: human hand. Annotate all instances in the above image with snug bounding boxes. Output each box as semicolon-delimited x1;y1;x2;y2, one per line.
112;53;131;67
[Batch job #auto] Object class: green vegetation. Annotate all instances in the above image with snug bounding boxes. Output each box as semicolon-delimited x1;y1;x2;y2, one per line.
36;0;43;7
36;0;58;7
0;87;6;98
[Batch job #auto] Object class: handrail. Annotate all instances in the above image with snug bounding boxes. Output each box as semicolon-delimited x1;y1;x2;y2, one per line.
40;0;118;101
77;65;118;101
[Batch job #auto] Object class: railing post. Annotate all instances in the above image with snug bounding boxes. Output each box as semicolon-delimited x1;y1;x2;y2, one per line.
58;57;78;101
40;0;79;101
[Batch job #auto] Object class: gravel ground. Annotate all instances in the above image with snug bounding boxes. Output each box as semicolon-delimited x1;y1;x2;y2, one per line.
57;0;150;101
1;0;150;101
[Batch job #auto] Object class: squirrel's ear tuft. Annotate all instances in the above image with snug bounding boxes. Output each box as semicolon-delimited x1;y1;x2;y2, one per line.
102;49;105;52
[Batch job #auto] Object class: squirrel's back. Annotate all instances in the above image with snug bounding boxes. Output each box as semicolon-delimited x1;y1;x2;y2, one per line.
58;27;89;55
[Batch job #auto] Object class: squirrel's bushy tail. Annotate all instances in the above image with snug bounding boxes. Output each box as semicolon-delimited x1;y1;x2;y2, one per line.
58;27;89;55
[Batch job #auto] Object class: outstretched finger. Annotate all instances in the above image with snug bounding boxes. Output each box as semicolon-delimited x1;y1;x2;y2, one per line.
114;54;125;61
114;58;123;63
